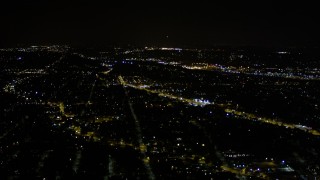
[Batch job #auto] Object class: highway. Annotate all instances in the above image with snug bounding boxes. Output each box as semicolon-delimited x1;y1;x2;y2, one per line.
118;76;213;107
118;76;320;137
224;109;320;136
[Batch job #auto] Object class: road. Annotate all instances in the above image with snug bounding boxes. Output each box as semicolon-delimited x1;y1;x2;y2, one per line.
118;76;320;137
118;75;156;180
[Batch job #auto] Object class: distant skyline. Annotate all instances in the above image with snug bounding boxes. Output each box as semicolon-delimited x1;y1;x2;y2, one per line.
1;1;319;48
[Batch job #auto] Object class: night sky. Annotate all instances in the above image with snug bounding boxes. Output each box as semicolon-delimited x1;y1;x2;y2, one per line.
1;1;319;48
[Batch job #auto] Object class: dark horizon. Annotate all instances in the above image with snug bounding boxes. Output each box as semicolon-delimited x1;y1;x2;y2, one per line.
1;1;320;48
